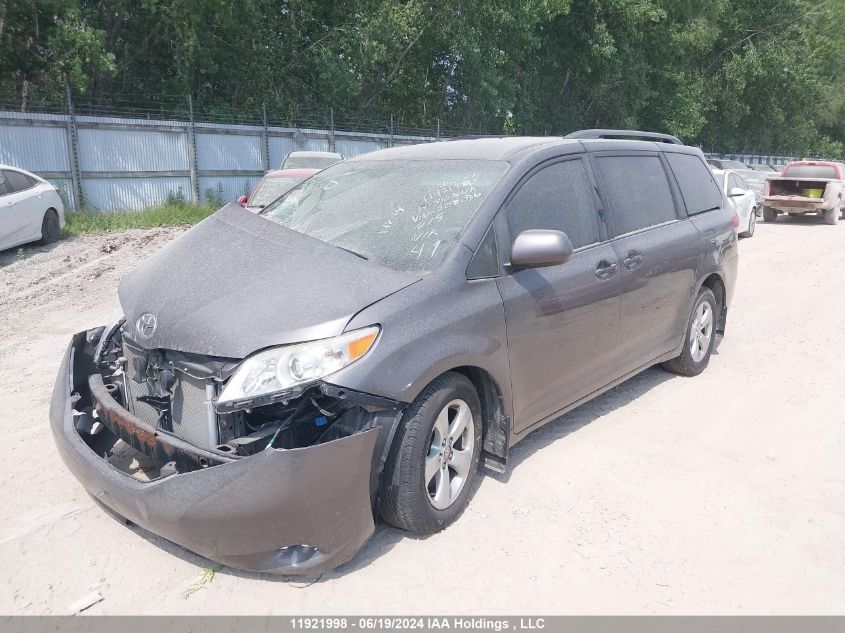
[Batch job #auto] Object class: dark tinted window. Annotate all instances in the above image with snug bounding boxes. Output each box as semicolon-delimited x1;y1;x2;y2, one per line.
666;153;723;215
466;224;499;279
596;155;677;234
0;173;8;196
783;164;839;179
3;170;35;193
506;160;600;249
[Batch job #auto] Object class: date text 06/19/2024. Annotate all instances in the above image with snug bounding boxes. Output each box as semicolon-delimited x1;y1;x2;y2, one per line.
289;618;547;630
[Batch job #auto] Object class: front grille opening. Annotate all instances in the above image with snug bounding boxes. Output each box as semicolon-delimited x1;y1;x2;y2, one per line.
78;328;382;477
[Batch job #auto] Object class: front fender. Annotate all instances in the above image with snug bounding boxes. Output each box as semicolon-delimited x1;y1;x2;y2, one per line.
331;276;512;420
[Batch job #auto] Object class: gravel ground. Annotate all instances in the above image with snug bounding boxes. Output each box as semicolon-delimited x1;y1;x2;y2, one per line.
0;216;844;615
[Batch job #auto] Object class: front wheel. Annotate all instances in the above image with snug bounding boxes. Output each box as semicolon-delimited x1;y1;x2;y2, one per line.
380;372;482;534
762;207;777;222
662;287;718;377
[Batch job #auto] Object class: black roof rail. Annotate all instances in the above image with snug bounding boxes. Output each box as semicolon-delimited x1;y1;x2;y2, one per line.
564;129;683;145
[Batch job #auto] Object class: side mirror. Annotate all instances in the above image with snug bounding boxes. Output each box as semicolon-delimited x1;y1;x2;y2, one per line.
510;229;573;268
237;195;248;207
729;187;745;197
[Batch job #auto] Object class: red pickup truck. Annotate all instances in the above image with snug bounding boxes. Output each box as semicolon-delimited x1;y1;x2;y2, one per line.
762;160;845;225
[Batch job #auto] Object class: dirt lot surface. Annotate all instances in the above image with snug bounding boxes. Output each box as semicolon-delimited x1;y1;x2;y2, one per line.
1;216;844;615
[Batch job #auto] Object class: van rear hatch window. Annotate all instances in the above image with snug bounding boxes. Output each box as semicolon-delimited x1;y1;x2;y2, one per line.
784;165;838;179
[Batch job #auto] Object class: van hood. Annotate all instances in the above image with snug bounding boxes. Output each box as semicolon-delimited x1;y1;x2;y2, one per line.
118;203;419;358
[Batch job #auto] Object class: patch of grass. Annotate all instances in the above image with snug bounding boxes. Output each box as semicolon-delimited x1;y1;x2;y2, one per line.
181;565;224;599
61;202;218;238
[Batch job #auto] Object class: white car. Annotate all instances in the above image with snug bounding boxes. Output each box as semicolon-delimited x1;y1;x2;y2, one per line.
0;165;65;251
713;168;756;238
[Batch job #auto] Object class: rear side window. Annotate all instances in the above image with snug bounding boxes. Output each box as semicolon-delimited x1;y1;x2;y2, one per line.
728;173;744;190
783;164;839;179
666;153;724;215
596;155;677;235
506;159;600;250
2;170;36;193
0;173;8;196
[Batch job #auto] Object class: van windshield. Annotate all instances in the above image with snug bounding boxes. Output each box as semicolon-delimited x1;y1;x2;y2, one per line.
261;159;508;273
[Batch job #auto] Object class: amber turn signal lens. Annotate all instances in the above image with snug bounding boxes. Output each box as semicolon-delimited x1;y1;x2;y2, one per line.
347;330;378;360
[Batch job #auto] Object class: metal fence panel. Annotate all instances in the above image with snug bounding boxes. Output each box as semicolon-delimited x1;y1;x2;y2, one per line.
267;136;297;169
0;124;70;172
78;127;189;172
198;176;259;204
84;177;192;212
3;108;816;214
306;137;329;152
335;137;385;157
196;132;262;171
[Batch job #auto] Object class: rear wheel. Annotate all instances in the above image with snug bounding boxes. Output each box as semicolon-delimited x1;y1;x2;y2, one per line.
740;209;756;238
38;209;60;244
380;372;482;534
662;287;718;377
823;207;839;225
762;207;777;222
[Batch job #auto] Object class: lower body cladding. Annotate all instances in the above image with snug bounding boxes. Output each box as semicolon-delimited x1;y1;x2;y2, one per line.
50;328;405;575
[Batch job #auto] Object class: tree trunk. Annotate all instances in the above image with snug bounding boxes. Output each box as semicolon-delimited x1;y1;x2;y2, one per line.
20;78;29;113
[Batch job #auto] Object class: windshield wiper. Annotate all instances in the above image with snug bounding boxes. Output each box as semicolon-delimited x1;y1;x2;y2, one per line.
331;244;369;260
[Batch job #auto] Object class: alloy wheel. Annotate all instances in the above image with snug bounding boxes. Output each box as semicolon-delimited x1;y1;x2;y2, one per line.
425;399;475;510
689;300;714;363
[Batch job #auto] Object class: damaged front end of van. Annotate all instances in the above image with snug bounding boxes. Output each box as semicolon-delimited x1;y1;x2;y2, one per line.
48;204;422;575
50;323;403;575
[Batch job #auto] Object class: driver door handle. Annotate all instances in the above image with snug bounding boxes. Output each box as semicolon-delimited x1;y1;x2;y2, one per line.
595;260;618;279
623;252;643;270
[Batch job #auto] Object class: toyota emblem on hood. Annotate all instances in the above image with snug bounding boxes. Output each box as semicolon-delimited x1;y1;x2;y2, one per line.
135;312;158;338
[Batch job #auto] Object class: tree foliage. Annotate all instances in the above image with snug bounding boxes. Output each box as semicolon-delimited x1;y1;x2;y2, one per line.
1;0;843;155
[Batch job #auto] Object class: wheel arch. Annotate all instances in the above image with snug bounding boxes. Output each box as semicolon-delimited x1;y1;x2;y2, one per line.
38;207;61;243
699;272;726;335
413;365;511;472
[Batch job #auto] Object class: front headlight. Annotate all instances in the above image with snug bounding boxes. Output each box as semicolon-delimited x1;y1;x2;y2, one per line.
217;326;379;406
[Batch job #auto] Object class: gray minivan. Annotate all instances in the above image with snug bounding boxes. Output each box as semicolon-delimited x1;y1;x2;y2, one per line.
51;130;738;574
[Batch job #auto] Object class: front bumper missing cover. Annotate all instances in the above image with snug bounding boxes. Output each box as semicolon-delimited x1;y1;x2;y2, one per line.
50;331;388;575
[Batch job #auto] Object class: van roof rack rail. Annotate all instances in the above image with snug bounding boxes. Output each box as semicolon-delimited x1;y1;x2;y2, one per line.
564;129;683;145
444;134;509;141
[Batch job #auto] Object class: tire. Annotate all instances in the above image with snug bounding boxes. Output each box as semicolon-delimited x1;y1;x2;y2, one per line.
762;207;777;222
823;207;839;225
380;372;483;534
662;287;718;377
739;209;755;238
38;209;61;244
